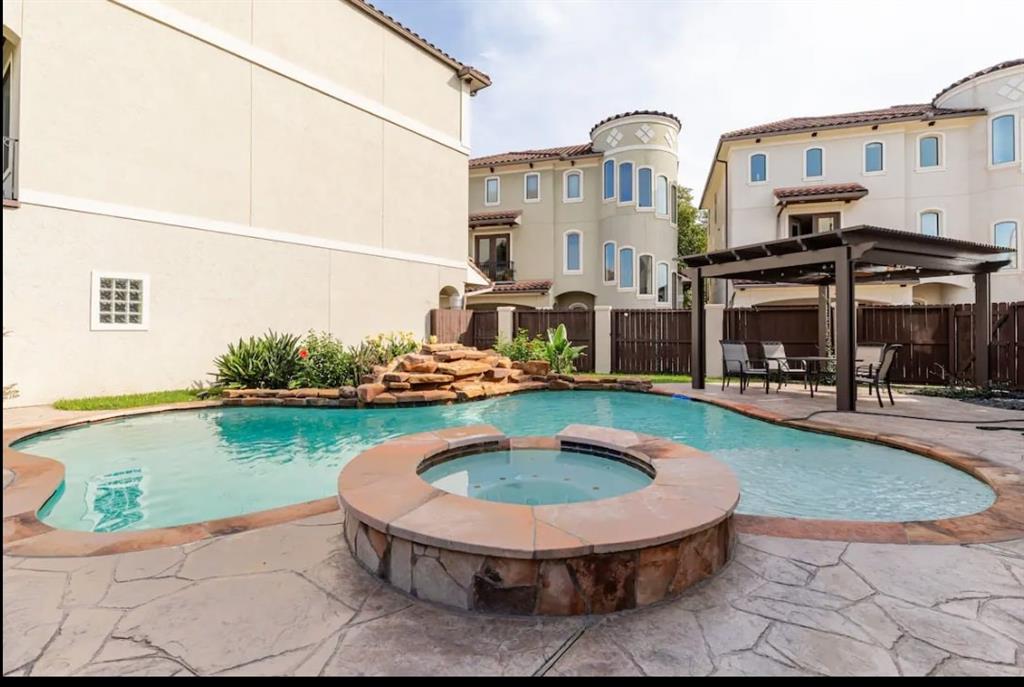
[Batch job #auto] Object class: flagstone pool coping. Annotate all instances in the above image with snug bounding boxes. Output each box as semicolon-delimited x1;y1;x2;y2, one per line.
3;387;1022;557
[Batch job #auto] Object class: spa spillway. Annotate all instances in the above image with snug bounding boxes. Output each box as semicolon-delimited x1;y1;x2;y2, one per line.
337;424;739;615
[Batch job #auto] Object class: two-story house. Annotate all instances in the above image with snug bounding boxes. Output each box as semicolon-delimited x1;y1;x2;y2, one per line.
465;111;682;310
2;0;489;406
700;59;1023;307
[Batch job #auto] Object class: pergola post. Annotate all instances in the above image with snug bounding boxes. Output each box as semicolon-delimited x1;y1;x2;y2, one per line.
973;272;992;387
817;285;830;355
690;269;706;389
834;249;856;411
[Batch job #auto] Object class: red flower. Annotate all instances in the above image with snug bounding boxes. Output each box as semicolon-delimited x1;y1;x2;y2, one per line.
298;347;309;359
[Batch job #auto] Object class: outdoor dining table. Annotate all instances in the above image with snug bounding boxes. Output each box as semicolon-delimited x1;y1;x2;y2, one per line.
763;356;862;397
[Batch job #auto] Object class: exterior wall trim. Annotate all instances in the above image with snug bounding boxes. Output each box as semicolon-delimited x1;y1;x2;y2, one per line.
110;0;470;155
18;189;468;269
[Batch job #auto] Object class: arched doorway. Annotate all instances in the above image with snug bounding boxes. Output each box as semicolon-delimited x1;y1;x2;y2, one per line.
438;285;462;309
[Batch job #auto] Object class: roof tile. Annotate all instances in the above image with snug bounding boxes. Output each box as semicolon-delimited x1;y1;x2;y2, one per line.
722;104;984;140
469;144;596;169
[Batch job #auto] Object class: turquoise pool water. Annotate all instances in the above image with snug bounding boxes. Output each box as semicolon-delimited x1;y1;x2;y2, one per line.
421;449;653;505
17;392;994;532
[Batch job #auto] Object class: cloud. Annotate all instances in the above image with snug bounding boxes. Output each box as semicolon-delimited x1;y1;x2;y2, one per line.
458;0;1024;197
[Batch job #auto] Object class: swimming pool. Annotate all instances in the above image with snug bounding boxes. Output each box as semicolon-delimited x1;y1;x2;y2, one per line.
16;391;994;532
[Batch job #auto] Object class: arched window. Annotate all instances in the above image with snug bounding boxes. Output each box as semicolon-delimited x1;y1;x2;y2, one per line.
749;153;767;183
603;159;615;200
992;114;1017;166
618;162;634;203
920;210;941;237
864;142;884;173
523;172;540;202
619;247;634;288
671;184;678;224
563;231;582;274
603;241;616;284
655;175;669;216
994;221;1018;269
637;167;653;208
804;147;823;178
638;254;654;296
656;262;670;304
484;176;500;205
918;135;941;168
563;169;583;202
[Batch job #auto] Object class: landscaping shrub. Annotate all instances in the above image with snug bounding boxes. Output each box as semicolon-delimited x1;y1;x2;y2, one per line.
542;323;586;374
346;331;418;384
213;330;301;388
494;328;546;362
292;331;353;389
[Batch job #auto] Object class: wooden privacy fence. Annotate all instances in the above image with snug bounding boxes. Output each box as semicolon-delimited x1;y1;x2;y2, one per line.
611;309;691;374
724;306;819;362
428;309;497;350
514;310;595;372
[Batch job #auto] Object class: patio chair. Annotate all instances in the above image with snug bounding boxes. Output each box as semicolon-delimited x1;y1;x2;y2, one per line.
720;340;770;394
760;341;810;391
856;343;885;378
856;343;902;407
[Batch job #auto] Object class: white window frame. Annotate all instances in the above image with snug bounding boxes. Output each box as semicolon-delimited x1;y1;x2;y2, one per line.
803;146;825;181
562;169;584;203
747;151;768;185
993;218;1020;271
602;157;616;202
636;166;655;211
602;240;617;285
523;172;541;203
90;271;151;331
915;132;945;173
484;175;501;206
563;230;583;275
617;161;635;206
918;208;943;237
862;140;886;176
637;253;655;298
618;245;635;291
655;174;670;218
988;112;1019;170
655;261;670;304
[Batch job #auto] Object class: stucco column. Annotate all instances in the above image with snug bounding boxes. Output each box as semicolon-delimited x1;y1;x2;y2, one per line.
594;306;612;374
704;304;724;378
496;306;515;343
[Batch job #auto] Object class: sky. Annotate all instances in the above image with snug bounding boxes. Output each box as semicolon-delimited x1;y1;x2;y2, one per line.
374;0;1024;197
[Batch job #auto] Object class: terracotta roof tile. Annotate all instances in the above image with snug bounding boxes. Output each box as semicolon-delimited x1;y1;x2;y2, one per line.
469;209;522;228
468;280;553;294
722;104;984;140
932;58;1024;104
469;144;596;169
589;110;681;136
774;183;868;200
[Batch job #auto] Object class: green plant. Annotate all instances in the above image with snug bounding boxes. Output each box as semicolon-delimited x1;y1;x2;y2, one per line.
345;331;419;385
212;330;301;388
494;328;546;362
542;323;586;374
292;331;353;388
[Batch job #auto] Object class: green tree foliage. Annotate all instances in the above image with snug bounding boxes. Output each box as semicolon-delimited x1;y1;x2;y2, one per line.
676;186;710;307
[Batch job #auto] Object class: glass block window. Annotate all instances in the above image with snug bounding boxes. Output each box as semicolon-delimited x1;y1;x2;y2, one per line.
92;272;149;330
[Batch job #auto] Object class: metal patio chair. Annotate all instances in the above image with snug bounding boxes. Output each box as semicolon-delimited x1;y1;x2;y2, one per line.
856;343;902;407
721;340;770;394
760;340;810;391
856;343;885;378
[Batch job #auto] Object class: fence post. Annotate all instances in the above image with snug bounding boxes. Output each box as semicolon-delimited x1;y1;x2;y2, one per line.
496;306;515;343
594;306;612;374
704;304;724;378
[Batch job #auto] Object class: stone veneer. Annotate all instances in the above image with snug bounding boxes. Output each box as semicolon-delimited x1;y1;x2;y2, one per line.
337;424;739;615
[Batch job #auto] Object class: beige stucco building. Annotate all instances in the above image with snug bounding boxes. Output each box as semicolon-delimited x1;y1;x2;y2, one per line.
465;111;682;310
701;60;1023;307
2;0;489;406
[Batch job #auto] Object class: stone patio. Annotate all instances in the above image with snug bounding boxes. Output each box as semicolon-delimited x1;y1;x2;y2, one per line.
3;388;1023;675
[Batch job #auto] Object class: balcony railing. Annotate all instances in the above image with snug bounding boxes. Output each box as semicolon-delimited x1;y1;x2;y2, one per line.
475;259;515;282
2;136;16;202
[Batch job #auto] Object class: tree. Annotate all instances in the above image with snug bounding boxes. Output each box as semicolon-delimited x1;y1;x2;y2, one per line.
675;186;709;307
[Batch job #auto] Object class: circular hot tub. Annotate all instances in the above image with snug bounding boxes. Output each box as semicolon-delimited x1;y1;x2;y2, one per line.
337;424;739;615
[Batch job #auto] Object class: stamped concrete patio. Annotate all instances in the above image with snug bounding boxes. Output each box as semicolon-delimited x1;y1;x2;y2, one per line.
3;388;1023;676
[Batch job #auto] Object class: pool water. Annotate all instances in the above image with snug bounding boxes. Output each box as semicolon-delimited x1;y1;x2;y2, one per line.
17;391;995;532
420;449;653;506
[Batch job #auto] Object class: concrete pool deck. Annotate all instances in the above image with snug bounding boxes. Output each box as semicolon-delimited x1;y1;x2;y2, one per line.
3;388;1023;675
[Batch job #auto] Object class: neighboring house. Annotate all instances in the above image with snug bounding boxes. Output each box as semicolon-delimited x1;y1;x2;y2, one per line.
465;111;682;310
701;59;1023;307
1;0;489;406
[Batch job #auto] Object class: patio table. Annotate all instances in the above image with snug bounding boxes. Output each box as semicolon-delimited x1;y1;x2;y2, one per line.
764;356;861;397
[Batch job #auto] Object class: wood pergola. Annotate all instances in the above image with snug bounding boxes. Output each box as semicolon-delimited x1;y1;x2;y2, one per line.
680;225;1014;411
